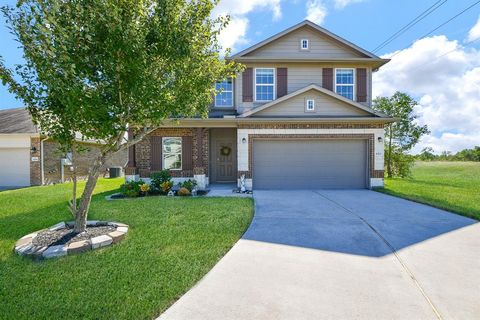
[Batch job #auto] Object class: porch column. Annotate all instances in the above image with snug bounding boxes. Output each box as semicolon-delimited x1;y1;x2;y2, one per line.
193;128;208;190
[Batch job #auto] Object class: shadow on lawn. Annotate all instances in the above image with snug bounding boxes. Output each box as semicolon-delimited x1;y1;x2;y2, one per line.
0;190;117;242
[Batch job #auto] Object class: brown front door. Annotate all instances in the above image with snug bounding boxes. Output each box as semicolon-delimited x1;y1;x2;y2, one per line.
210;129;237;183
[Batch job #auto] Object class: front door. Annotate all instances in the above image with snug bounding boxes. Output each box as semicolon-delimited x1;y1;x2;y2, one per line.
210;129;237;183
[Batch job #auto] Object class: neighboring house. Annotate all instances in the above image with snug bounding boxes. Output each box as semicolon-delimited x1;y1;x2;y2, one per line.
126;20;394;190
0;108;127;188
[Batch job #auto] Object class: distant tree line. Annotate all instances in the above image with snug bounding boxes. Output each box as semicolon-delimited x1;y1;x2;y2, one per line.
416;146;480;162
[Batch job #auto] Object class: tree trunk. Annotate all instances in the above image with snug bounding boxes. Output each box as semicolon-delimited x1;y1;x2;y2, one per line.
387;124;393;178
73;158;104;234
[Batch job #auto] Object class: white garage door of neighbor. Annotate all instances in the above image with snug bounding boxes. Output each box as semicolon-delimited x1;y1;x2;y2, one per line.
253;139;368;190
0;148;30;187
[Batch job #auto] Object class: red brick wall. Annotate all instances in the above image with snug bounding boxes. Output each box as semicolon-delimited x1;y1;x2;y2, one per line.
134;128;209;178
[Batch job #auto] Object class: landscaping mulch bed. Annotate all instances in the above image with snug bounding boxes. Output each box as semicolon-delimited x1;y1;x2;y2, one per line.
33;225;116;247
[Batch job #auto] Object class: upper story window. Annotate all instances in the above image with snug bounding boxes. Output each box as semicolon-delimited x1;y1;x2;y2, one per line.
255;68;275;101
301;39;309;50
162;137;182;170
215;78;233;107
335;68;355;100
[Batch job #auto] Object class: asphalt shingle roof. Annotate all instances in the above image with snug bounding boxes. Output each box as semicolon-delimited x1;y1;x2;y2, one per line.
0;108;38;134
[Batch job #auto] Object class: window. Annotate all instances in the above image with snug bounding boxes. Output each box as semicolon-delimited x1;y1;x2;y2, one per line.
306;99;315;111
162;137;182;170
255;68;275;101
215;78;233;107
301;39;309;50
335;68;355;100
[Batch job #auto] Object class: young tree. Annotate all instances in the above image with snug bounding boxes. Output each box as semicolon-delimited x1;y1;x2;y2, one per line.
0;0;241;233
373;92;429;177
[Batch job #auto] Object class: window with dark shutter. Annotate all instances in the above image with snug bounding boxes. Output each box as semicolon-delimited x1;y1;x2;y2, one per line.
277;68;288;98
242;68;253;102
356;68;367;102
322;68;333;91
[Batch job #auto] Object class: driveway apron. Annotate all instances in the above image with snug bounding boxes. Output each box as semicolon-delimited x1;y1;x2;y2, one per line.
158;190;480;320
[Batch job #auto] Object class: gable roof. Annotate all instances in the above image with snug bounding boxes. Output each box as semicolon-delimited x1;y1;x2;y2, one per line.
232;20;377;59
238;84;390;118
0;108;38;134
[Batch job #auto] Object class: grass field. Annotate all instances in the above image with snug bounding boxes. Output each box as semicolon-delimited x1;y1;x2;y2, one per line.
378;161;480;220
0;179;253;320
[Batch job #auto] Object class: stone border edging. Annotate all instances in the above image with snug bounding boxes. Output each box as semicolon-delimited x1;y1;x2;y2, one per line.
14;221;129;260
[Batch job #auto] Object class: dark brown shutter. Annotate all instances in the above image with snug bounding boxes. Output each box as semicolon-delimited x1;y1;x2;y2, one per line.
150;136;162;171
242;68;253;102
182;136;193;171
276;68;288;98
356;68;367;102
127;129;136;167
322;68;333;91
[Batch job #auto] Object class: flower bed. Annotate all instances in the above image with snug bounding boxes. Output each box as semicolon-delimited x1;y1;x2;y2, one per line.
14;221;129;260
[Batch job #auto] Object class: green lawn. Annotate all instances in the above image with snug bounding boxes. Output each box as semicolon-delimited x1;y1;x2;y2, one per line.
0;179;253;320
378;161;480;220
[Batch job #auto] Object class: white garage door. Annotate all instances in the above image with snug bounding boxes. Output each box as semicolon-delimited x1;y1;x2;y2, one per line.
0;148;30;187
253;140;367;189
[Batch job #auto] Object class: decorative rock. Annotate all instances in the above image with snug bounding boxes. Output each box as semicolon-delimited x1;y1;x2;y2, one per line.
116;226;128;233
67;240;91;254
49;222;66;231
108;231;125;243
16;243;35;255
42;245;68;259
20;232;37;240
91;235;113;249
15;237;33;248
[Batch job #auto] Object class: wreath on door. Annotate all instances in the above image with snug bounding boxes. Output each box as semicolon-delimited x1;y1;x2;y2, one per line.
220;146;232;156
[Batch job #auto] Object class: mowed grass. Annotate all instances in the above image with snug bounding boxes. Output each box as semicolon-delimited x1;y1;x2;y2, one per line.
378;161;480;220
0;179;253;320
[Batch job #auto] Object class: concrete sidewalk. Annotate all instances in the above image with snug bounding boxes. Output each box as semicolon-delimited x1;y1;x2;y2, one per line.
158;190;480;320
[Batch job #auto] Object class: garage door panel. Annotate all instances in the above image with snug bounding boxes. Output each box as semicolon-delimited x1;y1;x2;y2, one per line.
253;140;367;189
0;148;30;187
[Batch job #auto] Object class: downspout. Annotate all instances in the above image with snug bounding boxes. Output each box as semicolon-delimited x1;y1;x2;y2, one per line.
40;136;49;185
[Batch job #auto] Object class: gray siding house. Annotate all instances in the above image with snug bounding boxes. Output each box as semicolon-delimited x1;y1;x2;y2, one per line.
126;20;393;190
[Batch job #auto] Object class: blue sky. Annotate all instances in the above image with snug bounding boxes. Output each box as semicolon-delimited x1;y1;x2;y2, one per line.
1;0;479;152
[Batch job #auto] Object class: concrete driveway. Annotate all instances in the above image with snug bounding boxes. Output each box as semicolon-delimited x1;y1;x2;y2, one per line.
159;190;480;320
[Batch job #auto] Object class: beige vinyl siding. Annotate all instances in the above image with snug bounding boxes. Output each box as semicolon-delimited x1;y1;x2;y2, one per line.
245;26;364;59
235;63;372;113
253;89;370;117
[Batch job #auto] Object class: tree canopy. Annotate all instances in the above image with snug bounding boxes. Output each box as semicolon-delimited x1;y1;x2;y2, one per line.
0;0;241;232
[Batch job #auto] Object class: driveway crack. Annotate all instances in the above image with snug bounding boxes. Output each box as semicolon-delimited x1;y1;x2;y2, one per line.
312;190;443;320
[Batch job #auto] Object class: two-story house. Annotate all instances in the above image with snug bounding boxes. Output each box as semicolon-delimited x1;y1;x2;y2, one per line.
125;20;394;190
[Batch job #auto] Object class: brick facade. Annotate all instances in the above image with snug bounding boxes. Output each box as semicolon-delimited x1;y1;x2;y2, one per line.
132;128;209;179
41;140;127;184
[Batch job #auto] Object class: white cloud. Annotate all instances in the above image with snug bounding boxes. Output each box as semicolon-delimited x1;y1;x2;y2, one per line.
306;0;328;25
333;0;365;10
373;35;480;153
212;0;282;51
467;15;480;42
217;17;249;53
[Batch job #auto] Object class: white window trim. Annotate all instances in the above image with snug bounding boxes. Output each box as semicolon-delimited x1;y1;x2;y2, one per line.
254;68;276;102
300;39;309;50
306;99;315;111
162;137;182;171
214;78;234;108
334;68;356;101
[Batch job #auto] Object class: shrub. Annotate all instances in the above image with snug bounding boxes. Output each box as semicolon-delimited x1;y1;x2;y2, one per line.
177;187;191;196
160;181;173;193
120;180;145;197
179;179;197;192
151;170;172;194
